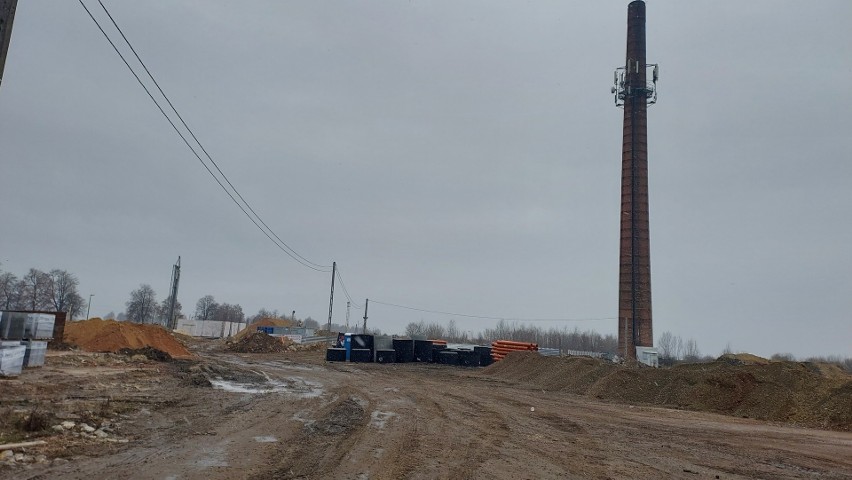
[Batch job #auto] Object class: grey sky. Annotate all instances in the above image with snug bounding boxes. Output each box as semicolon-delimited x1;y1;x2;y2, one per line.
1;1;850;358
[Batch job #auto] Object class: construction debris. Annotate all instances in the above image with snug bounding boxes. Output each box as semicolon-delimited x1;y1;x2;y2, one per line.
227;332;292;353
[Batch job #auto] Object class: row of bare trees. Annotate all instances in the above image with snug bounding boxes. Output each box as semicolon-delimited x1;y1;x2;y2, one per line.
122;284;182;324
0;266;85;318
656;331;702;364
404;319;618;353
193;295;244;324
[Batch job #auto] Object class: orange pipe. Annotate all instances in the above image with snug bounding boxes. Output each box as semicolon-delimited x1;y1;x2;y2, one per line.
492;340;538;348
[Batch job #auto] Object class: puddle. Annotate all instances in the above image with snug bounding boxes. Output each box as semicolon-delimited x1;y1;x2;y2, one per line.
220;358;319;372
193;446;228;468
253;436;278;443
369;411;398;429
210;374;323;398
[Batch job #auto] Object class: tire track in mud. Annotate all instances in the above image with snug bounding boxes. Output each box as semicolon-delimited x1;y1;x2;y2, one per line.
251;388;372;480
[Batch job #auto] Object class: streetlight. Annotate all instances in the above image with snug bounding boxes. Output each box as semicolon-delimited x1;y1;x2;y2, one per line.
86;294;94;320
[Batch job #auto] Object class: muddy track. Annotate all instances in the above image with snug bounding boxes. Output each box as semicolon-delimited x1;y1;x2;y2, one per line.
6;350;852;480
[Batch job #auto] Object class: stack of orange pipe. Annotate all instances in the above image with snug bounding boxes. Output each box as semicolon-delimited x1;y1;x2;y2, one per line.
491;340;538;362
428;339;448;346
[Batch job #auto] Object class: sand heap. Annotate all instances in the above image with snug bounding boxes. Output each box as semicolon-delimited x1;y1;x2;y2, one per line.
232;318;295;341
483;351;852;431
64;318;192;359
228;332;293;353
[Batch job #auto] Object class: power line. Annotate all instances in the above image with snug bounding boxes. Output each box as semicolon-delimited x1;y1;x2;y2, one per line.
95;0;329;272
78;0;331;273
371;299;615;323
335;268;362;309
79;2;618;326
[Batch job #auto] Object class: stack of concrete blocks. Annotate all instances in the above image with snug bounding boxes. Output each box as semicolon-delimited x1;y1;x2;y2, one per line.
0;340;26;377
0;312;54;374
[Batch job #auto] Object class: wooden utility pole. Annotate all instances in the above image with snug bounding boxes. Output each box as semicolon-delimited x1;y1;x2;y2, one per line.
362;299;368;334
0;0;18;90
326;262;336;335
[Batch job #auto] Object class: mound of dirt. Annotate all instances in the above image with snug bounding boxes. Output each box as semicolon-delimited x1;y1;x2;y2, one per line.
232;318;295;341
483;352;852;431
64;318;192;359
717;353;769;366
117;346;172;362
228;332;293;353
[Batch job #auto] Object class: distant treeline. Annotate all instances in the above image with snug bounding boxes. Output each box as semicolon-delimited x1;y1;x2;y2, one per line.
405;319;618;354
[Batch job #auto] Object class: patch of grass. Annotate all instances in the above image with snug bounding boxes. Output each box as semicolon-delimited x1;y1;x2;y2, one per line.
17;407;53;432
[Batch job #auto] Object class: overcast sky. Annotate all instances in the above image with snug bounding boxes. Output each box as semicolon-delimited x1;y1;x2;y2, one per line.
1;1;850;358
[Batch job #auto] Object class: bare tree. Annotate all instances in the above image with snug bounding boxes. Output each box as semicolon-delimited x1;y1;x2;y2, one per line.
46;269;82;313
683;338;701;361
126;284;158;324
214;303;244;324
446;319;461;342
195;295;218;321
657;331;676;361
21;268;51;310
0;271;19;309
158;295;182;325
303;317;319;329
423;322;446;340
405;321;425;337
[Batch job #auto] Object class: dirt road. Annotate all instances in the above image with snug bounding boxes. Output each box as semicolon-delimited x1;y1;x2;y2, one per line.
4;348;852;480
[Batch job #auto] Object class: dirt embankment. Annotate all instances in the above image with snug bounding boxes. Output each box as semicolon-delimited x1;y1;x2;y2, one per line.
227;332;293;353
483;352;852;431
232;318;294;341
64;318;192;359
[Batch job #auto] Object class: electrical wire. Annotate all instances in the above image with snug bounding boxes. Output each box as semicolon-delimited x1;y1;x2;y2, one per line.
371;299;614;323
78;0;331;273
335;268;362;309
79;2;620;326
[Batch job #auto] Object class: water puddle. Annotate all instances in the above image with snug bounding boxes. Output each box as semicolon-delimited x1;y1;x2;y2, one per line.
253;436;278;443
369;411;398;429
193;445;229;468
210;374;323;398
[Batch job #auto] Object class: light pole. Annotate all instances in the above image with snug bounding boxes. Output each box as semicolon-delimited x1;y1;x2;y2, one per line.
86;294;94;320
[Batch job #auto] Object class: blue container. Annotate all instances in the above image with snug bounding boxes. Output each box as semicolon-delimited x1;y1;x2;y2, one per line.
344;333;352;361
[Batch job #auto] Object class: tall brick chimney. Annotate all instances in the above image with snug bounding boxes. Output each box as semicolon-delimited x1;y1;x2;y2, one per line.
614;1;657;360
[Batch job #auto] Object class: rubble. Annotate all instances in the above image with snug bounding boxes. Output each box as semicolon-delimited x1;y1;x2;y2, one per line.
227;332;292;353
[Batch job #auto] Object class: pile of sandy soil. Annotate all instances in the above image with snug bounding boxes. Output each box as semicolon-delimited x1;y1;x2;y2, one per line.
227;332;293;353
64;318;192;359
232;318;295;341
483;352;852;431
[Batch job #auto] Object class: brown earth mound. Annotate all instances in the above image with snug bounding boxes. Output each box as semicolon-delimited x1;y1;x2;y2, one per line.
232;318;295;341
717;353;770;365
228;332;293;353
64;318;192;359
117;346;173;362
483;351;852;431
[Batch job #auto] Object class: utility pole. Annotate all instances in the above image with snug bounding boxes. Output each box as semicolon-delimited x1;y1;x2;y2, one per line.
166;256;181;330
326;261;336;336
345;301;351;331
0;0;18;91
86;294;94;320
362;298;368;334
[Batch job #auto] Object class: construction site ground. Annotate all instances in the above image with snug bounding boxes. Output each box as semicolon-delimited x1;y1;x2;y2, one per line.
2;340;851;480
